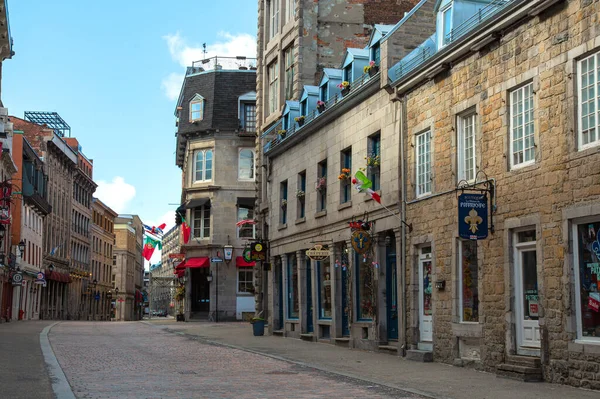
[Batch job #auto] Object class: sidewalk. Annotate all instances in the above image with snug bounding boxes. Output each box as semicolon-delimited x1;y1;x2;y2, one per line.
142;320;598;399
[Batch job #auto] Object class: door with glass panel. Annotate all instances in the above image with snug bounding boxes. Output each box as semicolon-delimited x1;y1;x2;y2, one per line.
514;230;540;353
386;246;398;340
306;259;313;333
419;247;433;342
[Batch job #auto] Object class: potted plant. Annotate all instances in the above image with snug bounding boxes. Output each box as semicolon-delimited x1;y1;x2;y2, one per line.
364;60;379;77
365;152;381;168
277;129;287;139
281;199;288;208
296;189;305;199
317;100;326;113
315;177;327;191
338;168;351;181
250;316;266;336
294;115;305;127
337;81;350;96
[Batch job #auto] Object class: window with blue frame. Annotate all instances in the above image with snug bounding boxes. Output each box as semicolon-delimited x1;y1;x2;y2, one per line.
320;83;328;102
280;180;288;224
317;258;332;319
317;160;327;211
441;4;453;46
368;133;381;191
371;44;381;66
300;99;308;116
340;148;352;204
297;171;306;219
344;64;353;83
356;252;375;320
287;253;299;319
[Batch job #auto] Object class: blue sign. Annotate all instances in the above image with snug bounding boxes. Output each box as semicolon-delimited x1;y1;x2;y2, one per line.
458;193;488;240
95;293;100;301
211;257;223;263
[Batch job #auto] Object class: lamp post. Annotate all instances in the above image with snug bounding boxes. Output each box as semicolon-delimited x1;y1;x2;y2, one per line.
115;287;120;321
90;279;97;320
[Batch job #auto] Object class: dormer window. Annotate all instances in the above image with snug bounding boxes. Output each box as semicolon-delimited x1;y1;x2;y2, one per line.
300;99;307;116
371;44;381;66
190;94;205;122
440;4;453;47
343;64;353;84
320;83;328;102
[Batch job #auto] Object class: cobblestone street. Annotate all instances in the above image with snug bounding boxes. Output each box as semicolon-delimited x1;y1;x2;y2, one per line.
49;322;420;399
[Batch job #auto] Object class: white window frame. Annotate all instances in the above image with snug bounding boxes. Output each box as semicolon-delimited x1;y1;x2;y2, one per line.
285;0;294;23
193;149;213;183
238;148;255;181
439;4;453;48
284;46;294;101
237;206;256;239
237;268;254;294
416;130;432;197
572;216;600;343
510;82;535;168
457;112;476;182
458;239;478;323
268;60;279;115
577;52;600;150
189;94;205;122
192;205;211;239
269;0;280;40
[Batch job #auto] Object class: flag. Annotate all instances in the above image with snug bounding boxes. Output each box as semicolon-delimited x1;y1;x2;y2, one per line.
352;171;381;203
50;243;63;256
142;236;162;261
181;216;191;244
143;223;166;236
236;219;257;227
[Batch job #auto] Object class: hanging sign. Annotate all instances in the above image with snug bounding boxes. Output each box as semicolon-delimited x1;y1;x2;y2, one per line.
243;247;252;262
12;272;23;286
0;181;11;225
35;271;46;285
351;230;372;254
250;242;266;261
168;253;185;260
458;193;488;240
306;244;330;261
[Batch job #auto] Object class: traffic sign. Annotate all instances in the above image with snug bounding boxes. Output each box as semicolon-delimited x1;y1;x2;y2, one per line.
12;272;23;286
211;257;223;263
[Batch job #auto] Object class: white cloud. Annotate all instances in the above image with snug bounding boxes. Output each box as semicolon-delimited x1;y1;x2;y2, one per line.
161;31;257;100
95;177;136;214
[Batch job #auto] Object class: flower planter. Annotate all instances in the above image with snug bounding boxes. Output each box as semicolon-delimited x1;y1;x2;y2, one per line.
341;87;350;97
252;319;265;336
368;66;379;77
317;104;326;113
297;119;304;127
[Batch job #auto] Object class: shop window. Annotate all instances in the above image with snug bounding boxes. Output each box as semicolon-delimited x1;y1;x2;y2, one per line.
287;253;299;319
574;220;600;340
510;83;535;168
459;240;479;322
578;51;600;150
238;268;254;294
317;258;332;319
356;252;375;320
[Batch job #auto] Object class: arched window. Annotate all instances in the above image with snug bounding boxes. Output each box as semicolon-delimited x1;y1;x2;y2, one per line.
194;149;213;182
238;149;255;180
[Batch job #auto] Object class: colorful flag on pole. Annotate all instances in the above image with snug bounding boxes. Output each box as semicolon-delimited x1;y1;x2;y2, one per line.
143;223;166;236
352;171;381;203
181;216;191;244
236;219;257;227
142;236;162;261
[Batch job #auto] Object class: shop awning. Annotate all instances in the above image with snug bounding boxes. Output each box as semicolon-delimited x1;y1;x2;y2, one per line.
175;269;185;278
236;256;255;267
184;198;210;209
46;271;71;283
176;257;210;270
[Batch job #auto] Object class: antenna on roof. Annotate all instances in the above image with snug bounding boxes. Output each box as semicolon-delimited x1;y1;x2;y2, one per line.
202;43;207;59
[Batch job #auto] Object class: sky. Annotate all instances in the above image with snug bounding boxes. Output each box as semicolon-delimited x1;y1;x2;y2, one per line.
4;0;258;265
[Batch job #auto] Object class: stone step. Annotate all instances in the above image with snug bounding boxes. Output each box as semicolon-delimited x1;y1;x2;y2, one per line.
496;363;543;382
406;349;433;362
272;330;284;336
300;333;315;342
505;355;541;368
334;337;350;347
378;345;398;355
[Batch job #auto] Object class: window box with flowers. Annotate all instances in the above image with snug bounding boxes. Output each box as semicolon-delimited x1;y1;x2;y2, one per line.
317;100;326;113
277;130;287;140
315;177;327;191
296;190;305;199
338;168;351;181
294;116;305;127
364;61;379;77
281;199;288;209
365;152;381;170
337;81;350;97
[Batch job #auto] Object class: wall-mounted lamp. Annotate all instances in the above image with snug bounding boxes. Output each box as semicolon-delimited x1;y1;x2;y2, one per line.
206;273;213;282
17;240;26;258
223;245;233;261
48;264;55;272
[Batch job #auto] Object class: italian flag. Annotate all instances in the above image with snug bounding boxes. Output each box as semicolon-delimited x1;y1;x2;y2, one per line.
142;236;162;261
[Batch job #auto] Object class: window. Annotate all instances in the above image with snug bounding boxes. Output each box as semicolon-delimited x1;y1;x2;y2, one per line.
371;43;381;66
242;103;256;133
238;149;255;180
300;99;307;116
344;64;353;84
238;268;254;293
190;94;204;122
368;134;381;191
285;0;294;23
459;240;479;322
578;52;600;149
192;204;211;239
574;219;600;341
268;60;279;115
341;148;352;204
194;149;213;182
284;46;295;100
320;83;328;102
287;253;299;319
297;171;306;219
458;112;476;181
510;83;535;168
356;252;375;320
441;5;453;46
317;160;327;212
269;0;279;39
280;180;288;225
237;205;255;239
317;258;332;319
416;130;432;196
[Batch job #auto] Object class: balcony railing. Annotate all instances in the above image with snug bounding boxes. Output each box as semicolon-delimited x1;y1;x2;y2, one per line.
263;71;378;153
189;56;257;74
389;0;518;83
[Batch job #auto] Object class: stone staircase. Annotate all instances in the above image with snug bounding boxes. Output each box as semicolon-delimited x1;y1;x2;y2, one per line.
407;342;433;362
496;355;543;382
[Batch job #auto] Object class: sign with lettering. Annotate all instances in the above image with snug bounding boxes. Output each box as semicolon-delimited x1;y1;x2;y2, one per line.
35;272;46;285
305;245;330;261
458;193;488;240
250;242;266;261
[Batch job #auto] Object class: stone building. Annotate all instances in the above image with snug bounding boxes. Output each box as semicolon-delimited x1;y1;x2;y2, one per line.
380;0;600;389
150;224;180;315
12;115;77;320
257;3;435;346
114;214;143;321
173;57;257;321
91;197;116;320
65;137;96;320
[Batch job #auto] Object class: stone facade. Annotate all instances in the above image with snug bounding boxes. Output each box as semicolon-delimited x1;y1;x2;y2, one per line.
91;198;116;320
114;214;143;321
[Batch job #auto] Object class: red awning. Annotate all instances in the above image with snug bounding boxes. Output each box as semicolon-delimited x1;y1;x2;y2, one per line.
185;257;210;268
46;271;71;283
175;269;185;278
236;256;255;267
175;260;186;271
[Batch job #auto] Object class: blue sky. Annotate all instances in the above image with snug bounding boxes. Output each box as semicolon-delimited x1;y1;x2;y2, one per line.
4;0;258;243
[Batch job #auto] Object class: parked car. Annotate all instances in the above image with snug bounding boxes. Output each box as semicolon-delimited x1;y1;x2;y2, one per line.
158;310;168;317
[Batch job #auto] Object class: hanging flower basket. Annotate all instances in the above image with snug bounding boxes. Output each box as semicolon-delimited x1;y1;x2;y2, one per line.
317;101;326;113
296;190;305;199
338;168;351;181
365;153;381;168
294;116;305;127
315;177;327;191
281;199;288;208
364;61;379;77
338;81;350;97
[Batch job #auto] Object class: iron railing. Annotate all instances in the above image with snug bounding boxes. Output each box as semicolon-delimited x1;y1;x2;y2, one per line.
190;56;257;71
444;0;514;45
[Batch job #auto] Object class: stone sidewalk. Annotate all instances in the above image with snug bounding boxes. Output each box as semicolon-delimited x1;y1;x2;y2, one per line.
142;320;599;399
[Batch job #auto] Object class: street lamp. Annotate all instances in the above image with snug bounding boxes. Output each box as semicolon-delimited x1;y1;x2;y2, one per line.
115;287;120;321
17;240;26;258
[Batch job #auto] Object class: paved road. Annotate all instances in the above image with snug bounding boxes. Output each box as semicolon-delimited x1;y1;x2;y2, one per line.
0;320;54;399
49;322;421;399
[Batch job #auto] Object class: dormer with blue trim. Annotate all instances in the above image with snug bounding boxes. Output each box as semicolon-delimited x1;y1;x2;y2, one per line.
282;101;300;130
341;48;369;84
319;68;343;103
368;24;395;65
435;0;495;49
300;86;319;116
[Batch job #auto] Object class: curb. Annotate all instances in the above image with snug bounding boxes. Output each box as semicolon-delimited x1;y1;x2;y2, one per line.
141;321;447;399
40;322;76;399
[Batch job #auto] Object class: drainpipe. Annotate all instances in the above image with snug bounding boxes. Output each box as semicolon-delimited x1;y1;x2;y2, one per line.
398;91;408;357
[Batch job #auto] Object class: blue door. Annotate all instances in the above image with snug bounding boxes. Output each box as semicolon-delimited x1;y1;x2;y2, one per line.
341;266;350;336
278;265;284;330
306;259;313;333
386;245;398;340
